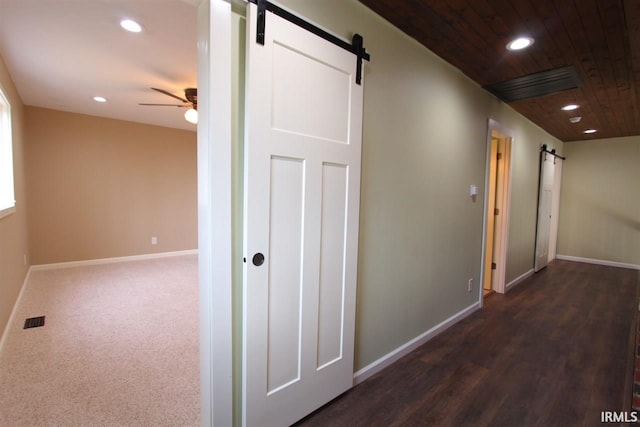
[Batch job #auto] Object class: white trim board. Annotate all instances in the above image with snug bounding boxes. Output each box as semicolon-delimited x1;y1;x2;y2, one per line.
505;268;534;292
197;0;234;425
353;301;480;385
556;255;640;271
30;249;198;271
0;268;32;358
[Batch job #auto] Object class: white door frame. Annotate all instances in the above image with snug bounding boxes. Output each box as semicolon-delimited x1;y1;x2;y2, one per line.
479;119;514;305
197;0;234;426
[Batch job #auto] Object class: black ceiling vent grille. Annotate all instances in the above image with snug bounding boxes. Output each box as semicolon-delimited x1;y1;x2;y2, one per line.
24;316;45;329
484;66;583;102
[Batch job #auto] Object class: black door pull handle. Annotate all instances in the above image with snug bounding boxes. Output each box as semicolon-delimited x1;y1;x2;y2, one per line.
252;253;265;266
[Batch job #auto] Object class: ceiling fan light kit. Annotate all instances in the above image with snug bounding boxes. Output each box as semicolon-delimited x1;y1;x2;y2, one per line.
184;108;198;124
139;87;198;124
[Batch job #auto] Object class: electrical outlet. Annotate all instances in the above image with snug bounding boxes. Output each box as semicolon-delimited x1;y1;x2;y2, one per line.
468;278;473;292
151;236;158;245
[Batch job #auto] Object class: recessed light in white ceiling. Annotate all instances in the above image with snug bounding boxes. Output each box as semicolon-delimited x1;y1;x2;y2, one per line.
561;104;579;111
583;129;597;134
120;19;142;33
93;96;107;103
506;37;534;51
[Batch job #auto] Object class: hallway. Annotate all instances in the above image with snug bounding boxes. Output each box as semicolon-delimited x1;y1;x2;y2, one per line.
296;260;639;426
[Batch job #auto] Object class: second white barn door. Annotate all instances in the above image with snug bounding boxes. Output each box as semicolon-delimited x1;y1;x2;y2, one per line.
535;151;555;272
242;2;366;426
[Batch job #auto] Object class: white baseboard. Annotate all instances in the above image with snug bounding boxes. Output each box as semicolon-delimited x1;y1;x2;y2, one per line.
505;268;534;292
30;249;198;271
0;267;33;358
353;301;481;385
556;255;640;271
1;249;197;357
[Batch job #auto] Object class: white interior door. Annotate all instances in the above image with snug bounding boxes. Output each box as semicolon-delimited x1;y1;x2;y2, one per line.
492;139;505;288
492;135;512;293
483;137;498;292
482;124;512;297
548;160;563;262
242;3;364;426
534;152;555;272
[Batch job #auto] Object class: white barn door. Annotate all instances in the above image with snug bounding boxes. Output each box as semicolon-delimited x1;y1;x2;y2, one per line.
242;3;365;426
534;151;555;272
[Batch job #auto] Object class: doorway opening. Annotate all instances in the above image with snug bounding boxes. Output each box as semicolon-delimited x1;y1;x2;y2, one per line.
481;120;513;302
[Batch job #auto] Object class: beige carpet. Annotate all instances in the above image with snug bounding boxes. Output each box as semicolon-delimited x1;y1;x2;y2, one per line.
0;255;200;427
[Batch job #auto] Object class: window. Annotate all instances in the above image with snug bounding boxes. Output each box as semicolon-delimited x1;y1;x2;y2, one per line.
0;86;15;219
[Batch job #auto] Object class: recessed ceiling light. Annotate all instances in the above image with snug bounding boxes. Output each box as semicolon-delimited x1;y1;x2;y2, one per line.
569;116;582;123
506;37;534;51
120;19;142;33
93;96;107;103
583;129;597;134
561;104;579;111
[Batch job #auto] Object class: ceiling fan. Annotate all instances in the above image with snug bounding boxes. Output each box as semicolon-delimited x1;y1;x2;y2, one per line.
140;87;198;124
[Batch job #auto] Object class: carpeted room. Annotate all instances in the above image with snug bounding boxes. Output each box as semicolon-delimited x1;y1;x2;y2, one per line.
0;2;201;425
0;105;200;425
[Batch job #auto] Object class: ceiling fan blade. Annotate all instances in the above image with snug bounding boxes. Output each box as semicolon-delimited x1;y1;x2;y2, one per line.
139;103;187;107
150;87;188;103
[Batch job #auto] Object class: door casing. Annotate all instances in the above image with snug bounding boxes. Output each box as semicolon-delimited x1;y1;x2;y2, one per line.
480;119;513;303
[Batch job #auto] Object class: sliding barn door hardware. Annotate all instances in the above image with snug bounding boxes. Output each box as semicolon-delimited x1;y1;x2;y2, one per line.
250;0;370;85
540;144;566;163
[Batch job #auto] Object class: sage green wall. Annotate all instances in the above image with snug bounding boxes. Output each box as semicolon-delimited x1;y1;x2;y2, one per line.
260;0;562;370
557;136;640;266
0;54;29;341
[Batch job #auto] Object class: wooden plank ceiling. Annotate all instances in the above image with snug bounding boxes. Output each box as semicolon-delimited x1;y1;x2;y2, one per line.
358;0;640;142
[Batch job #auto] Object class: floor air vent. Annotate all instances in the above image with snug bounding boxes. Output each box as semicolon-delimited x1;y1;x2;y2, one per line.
484;66;583;102
24;316;45;329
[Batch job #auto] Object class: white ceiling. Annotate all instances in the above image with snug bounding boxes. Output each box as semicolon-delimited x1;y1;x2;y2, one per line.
0;0;198;131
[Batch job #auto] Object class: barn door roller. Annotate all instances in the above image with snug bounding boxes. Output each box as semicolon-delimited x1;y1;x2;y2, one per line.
249;0;371;85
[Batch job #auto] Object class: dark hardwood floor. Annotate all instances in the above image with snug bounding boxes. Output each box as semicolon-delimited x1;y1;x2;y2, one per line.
295;260;640;427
